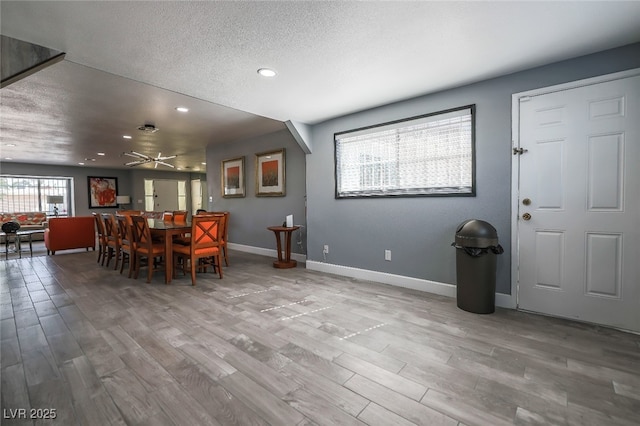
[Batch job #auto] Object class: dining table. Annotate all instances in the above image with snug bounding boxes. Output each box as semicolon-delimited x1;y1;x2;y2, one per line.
147;219;191;284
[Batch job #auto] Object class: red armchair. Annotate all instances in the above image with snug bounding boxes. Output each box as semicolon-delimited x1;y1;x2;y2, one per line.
45;216;96;255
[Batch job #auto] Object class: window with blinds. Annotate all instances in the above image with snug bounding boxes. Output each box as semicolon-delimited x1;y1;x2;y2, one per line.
0;175;73;215
335;105;475;198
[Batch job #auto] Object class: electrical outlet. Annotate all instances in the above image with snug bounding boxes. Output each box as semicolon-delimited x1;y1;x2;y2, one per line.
385;249;391;261
323;245;329;254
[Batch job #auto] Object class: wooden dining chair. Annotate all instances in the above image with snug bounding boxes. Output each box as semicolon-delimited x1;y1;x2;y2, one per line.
172;210;188;223
163;211;173;222
211;211;230;266
171;210;189;242
117;210;142;216
93;212;108;265
173;215;223;285
101;213;121;270
116;215;135;278
130;215;165;283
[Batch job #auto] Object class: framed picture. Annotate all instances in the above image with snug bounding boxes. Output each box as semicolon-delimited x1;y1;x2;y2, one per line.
221;156;245;198
255;148;285;196
88;176;118;208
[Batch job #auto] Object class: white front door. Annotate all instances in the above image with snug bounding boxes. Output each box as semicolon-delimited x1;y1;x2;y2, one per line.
153;180;179;212
515;72;640;332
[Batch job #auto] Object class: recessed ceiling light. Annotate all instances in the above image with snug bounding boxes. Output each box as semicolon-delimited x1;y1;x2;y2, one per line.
176;107;189;112
6;144;16;147
123;135;132;139
97;152;105;156
78;162;85;165
201;162;206;165
257;68;277;77
5;157;12;160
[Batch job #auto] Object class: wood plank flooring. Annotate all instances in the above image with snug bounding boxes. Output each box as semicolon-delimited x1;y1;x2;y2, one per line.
1;250;639;425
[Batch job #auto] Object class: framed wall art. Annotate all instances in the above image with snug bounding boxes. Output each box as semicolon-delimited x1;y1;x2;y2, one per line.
88;176;118;208
221;156;245;198
255;148;285;197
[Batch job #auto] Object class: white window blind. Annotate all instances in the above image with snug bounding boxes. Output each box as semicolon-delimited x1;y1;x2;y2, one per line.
335;105;475;198
0;175;73;216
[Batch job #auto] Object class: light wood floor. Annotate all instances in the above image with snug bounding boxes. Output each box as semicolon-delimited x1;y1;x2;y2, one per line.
1;250;639;425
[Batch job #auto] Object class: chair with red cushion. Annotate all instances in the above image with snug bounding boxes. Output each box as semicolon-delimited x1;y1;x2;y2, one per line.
172;210;188;223
211;211;230;266
116;214;136;278
92;212;108;265
172;215;223;285
130;215;165;283
101;213;121;270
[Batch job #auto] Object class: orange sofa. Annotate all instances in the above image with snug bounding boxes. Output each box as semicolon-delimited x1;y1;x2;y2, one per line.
45;216;96;255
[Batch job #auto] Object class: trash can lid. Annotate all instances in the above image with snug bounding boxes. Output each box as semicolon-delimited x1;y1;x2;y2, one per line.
455;219;499;248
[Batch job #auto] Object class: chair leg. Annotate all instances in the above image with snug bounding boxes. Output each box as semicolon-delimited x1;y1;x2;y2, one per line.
119;252;127;274
107;246;116;268
113;249;120;271
128;252;135;278
216;253;223;279
147;255;153;283
223;245;229;266
173;253;178;278
190;257;197;285
134;253;141;280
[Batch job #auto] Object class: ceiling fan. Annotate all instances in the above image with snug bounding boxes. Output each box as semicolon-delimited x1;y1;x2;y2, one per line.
123;151;176;168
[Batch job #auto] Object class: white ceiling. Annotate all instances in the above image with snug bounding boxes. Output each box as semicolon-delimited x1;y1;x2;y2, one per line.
1;1;640;170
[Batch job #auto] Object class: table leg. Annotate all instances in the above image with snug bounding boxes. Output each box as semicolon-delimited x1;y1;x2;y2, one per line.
284;230;292;262
271;229;297;268
164;234;172;284
274;231;283;262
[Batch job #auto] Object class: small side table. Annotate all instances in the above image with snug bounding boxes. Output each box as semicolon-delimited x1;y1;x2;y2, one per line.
267;225;300;268
17;230;45;257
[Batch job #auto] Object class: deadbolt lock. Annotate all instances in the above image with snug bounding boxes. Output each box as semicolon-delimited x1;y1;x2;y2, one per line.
522;198;531;206
522;213;532;221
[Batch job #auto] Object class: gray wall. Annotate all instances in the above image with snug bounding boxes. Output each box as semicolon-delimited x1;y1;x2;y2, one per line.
0;162;198;216
306;42;640;294
206;129;307;254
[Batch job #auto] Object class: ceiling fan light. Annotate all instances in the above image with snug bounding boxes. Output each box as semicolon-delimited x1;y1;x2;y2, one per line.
137;124;159;133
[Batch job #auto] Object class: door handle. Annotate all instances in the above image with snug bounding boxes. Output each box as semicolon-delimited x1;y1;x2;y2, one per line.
522;213;532;221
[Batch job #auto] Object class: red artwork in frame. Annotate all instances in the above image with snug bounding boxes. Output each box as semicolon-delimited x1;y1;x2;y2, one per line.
88;176;118;208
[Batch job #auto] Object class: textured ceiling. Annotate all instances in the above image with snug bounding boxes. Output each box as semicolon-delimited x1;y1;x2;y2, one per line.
1;1;640;170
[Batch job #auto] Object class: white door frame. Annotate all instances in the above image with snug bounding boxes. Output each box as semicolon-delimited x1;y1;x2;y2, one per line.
510;68;640;309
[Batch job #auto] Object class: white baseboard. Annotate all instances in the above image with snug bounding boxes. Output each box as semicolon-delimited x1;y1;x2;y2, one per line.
306;260;456;298
227;242;307;263
229;244;514;309
307;260;515;309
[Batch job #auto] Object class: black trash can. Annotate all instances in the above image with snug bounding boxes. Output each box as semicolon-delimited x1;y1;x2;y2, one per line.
452;219;503;314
